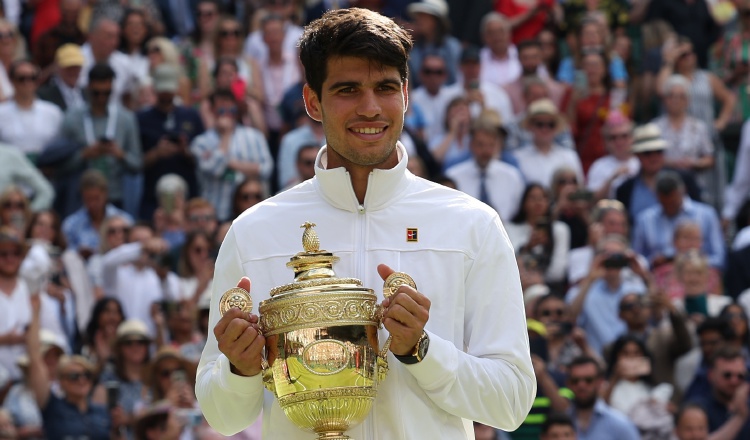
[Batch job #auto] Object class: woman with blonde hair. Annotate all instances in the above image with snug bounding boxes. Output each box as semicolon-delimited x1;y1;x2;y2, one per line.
139;37;193;106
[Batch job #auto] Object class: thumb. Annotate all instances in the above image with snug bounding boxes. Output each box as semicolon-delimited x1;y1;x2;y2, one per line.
377;264;395;282
236;276;251;292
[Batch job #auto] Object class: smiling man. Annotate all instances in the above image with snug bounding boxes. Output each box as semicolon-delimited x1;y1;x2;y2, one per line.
196;8;535;440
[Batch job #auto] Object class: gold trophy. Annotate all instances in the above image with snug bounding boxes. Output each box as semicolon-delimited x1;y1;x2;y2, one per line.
218;222;415;440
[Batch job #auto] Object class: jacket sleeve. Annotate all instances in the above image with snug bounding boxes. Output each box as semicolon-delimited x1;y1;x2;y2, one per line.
10;148;55;211
401;215;536;431
195;226;264;435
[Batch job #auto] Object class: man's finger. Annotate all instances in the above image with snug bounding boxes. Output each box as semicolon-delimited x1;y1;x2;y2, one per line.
377;264;395;282
236;276;251;292
390;286;431;310
213;308;248;338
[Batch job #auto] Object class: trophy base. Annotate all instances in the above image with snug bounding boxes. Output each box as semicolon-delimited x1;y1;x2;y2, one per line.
317;433;350;440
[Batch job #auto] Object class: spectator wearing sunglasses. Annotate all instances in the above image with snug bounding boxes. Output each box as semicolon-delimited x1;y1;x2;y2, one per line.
587;111;640;201
190;89;273;221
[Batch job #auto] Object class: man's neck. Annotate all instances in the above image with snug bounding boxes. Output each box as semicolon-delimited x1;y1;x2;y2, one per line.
605;276;622;291
491;46;509;60
88;207;106;224
268;50;283;64
535;141;553;153
91;104;108;117
669;112;686;126
92;48;110;63
14;94;34;109
0;275;17;295
327;148;399;204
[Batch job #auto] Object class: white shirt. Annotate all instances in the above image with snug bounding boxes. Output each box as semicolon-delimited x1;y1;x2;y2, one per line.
79;44;139;105
0;279;32;381
724;118;750;220
505;221;571;283
0;100;63;154
586;155;640;197
514;144;585;189
196;144;536;439
479;46;522;88
243;23;304;64
446;159;525;221
260;53;301;131
733;226;750;251
463;82;515;124
410;85;463;143
0;63;12;100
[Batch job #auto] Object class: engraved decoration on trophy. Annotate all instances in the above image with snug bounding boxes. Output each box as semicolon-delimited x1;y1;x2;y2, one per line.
218;222;417;440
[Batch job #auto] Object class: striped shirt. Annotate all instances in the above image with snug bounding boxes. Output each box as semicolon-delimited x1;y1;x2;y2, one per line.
652;115;713;162
632;197;725;269
190;126;273;220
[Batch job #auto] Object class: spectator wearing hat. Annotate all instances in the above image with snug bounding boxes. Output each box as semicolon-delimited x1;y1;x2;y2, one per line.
445;110;524;221
586;111;640;201
142;347;200;431
0;59;63;158
32;0;87;72
38;43;87;111
0;227;32;383
410;52;463;144
478;12;522;89
137;64;204;221
407;0;462;88
514;98;583;189
616;123;702;221
632;171;725;270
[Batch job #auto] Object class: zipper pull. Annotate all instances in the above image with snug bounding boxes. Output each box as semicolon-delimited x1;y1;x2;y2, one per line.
358;204;365;214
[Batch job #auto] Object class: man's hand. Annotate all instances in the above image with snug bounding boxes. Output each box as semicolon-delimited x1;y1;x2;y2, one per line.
729;382;749;419
377;264;430;356
214;277;265;377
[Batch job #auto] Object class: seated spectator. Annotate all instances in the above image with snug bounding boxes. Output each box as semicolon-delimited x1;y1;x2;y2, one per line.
133;402;183;440
616;123;702;220
565;356;640;440
0;187;32;236
0;60;63;158
452;45;514;124
282;144;320;191
506;184;571;287
152;174;188;251
183;198;217;239
477;12;521;88
118;9;151;97
551;166;591;250
137;64;204;220
407;0;462;87
672;251;732;323
32;0;87;72
276;115;324;191
38;43;86;112
410;53;463;143
688;346;750;439
175;231;214;305
586;111;640;201
231;177;268;220
678;318;735;402
0;227;32;383
720;304;750;359
445;110;524;221
514;99;583;188
92;319;152;435
539;413;578;440
429;95;473;170
190;89;273;221
80;297;125;372
62;170;133;257
632;171;725;270
653;222;724;300
201;56;266;135
139;37;194;109
0;143;55;212
566;234;651;354
672;404;712;440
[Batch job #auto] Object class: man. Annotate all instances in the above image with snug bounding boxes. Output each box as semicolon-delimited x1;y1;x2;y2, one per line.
61;169;133;256
38;44;86;111
689;346;750;439
0;60;63;157
410;53;462;143
451;46;514;124
59;63;142;213
632;171;725;269
540;413;578;440
0;144;55;211
566;356;640;439
276;108;325;190
566;234;651;353
616;123;702;220
78;18;138;105
503;39;569;117
138;64;204;220
678;318;735;401
184;198;218;238
478;12;521;88
190;89;273;221
281;144;320;191
196;8;535;439
0;227;32;382
586;112;640;201
445;110;524;221
243;0;303;65
32;0;87;71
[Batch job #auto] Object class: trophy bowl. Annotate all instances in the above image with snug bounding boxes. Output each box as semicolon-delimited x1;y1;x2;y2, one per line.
221;222;390;440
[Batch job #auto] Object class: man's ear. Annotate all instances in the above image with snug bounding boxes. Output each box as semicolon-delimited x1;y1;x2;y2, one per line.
402;79;409;114
303;84;322;122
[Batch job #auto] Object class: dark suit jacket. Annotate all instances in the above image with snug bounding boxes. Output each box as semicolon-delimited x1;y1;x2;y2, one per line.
726;245;750;298
616;167;703;222
37;82;67;111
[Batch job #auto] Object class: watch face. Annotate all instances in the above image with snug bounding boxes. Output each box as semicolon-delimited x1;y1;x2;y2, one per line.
417;335;430;360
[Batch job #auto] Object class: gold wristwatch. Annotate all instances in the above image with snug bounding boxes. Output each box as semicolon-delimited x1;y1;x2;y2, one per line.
394;331;430;365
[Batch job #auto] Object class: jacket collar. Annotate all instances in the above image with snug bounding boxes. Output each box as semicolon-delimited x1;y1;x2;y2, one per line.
313;142;412;213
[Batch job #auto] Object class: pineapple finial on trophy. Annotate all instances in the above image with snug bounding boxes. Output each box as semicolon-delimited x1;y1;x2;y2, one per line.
301;222;320;253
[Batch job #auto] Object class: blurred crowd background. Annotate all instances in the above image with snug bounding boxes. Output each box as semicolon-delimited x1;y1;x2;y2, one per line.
0;0;750;439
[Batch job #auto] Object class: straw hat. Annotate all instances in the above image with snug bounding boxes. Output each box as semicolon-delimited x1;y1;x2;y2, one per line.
407;0;450;27
116;319;152;342
631;123;668;154
522;99;566;132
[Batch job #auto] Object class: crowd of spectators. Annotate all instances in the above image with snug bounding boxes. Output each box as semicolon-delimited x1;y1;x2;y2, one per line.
0;0;750;439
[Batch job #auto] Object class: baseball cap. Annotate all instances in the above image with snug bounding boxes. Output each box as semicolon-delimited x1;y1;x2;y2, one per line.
56;44;85;68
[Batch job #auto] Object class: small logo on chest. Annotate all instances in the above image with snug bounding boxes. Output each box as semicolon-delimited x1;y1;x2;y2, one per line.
406;228;418;242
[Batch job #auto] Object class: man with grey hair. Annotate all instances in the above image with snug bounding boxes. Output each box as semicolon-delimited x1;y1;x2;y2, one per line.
632;170;725;269
479;12;521;88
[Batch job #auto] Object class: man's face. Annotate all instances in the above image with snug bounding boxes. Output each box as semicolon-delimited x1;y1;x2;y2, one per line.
470;130;501;169
0;242;23;277
187;207;217;235
529;114;557;145
60;65;81;87
619;294;649;329
600;210;628;236
296;146;319;180
82;187;107;214
519;46;542;76
541;424;577;440
303;56;406;170
91;21;120;58
262;19;285;53
605;125;632;158
580;23;602;49
636;150;665;175
11;62;38;96
657;189;684;217
419;55;448;95
708;358;747;402
483;20;510;55
459;60;480;83
89;79;113;107
698;330;724;360
567;363;602;409
674;407;708;440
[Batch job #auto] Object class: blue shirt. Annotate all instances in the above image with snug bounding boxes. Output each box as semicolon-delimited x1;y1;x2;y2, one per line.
42;394;111;440
62;204;133;251
569;399;640;440
633;197;726;269
556;55;628;86
629;177;658;220
566;278;646;353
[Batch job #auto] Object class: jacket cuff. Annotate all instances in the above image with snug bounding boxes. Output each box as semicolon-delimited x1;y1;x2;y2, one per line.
216;354;263;395
401;331;457;390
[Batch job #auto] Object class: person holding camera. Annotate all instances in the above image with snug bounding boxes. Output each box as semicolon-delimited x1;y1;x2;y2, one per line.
566;234;653;354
